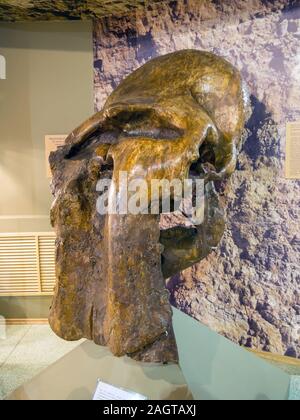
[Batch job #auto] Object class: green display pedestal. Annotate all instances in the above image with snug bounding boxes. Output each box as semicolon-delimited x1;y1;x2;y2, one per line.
173;308;292;400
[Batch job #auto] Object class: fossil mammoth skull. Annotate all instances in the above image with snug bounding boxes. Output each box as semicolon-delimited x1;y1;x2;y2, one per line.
49;50;249;363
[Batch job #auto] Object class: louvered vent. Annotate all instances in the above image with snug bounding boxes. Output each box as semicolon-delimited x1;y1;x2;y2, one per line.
39;235;56;293
0;233;56;296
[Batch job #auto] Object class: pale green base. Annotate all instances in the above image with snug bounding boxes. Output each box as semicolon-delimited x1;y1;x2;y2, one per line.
289;377;300;401
173;308;294;400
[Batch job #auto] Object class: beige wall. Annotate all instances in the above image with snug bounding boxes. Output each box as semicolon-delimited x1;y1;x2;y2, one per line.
0;21;93;233
0;22;93;319
0;296;52;319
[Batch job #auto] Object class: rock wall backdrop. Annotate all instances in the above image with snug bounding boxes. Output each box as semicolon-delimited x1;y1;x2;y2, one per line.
93;0;300;358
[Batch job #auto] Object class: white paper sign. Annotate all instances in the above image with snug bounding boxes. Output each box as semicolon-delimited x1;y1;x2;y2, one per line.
93;380;147;401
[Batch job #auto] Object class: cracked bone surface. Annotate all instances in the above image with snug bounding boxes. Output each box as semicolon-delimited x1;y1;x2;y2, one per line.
49;50;249;363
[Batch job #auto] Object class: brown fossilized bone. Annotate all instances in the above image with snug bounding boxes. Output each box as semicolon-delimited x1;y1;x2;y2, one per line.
49;50;249;363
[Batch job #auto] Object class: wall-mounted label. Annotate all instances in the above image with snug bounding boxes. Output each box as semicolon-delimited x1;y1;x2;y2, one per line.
0;54;6;80
286;122;300;179
45;135;67;178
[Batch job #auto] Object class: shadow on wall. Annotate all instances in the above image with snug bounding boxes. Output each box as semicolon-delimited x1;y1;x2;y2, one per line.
243;96;280;164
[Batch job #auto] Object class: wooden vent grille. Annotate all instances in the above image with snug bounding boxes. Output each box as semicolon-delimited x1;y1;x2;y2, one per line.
0;233;56;296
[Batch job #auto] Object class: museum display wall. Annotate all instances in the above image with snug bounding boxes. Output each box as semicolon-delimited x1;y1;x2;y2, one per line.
0;21;93;318
92;0;300;358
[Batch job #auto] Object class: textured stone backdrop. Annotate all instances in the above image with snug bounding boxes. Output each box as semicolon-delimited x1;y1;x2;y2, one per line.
0;0;168;21
93;0;300;358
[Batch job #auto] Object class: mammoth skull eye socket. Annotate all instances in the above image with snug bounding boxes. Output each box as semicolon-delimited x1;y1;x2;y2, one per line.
189;135;217;177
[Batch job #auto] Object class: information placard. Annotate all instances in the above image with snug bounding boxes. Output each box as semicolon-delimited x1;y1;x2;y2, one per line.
93;380;147;401
286;122;300;179
45;134;67;178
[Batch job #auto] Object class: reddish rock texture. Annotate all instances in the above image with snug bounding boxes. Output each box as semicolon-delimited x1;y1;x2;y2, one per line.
94;0;300;358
